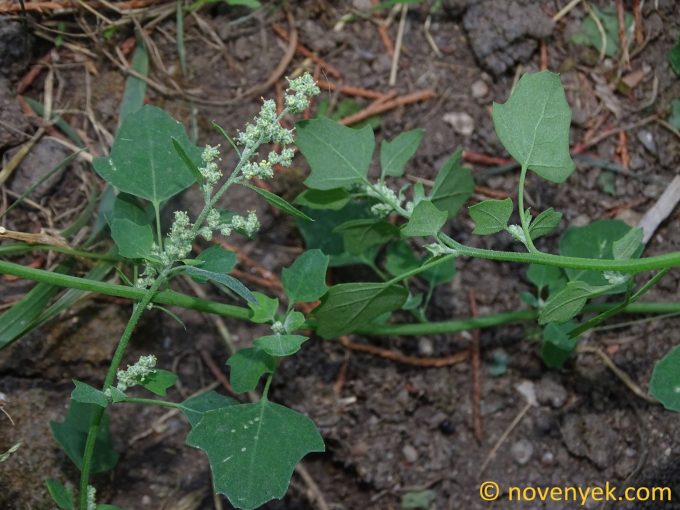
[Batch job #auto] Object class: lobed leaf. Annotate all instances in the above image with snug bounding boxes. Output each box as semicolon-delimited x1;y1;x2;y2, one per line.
141;369;177;396
293;188;351;210
106;195;154;259
650;346;680;412
186;401;324;510
541;321;579;368
401;200;447;238
612;227;643;260
335;219;399;256
281;249;329;304
528;208;562;240
181;391;237;427
227;348;276;393
46;480;74;510
492;72;575;183
191;245;237;283
71;380;108;408
539;281;612;325
297;117;375;190
50;401;118;473
93;105;201;206
469;198;513;235
254;334;309;357
526;264;564;292
380;128;424;178
313;282;408;338
248;292;279;324
429;150;474;218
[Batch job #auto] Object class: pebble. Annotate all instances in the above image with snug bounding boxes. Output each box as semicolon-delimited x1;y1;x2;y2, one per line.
471;79;489;98
511;438;534;465
535;376;568;408
443;112;475;136
418;337;434;357
540;450;555;466
637;130;657;155
402;444;418;463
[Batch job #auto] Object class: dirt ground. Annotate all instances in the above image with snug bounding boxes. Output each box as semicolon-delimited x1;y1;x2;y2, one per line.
1;0;680;509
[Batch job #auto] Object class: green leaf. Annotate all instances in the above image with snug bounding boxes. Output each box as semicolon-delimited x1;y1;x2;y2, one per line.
571;6;635;58
50;401;119;473
248;292;279;324
528;208;562;240
71;380;108;408
421;255;456;286
314;283;408;338
541;322;579;368
539;281;611;324
106;195;153;259
650;346;680;412
243;184;312;221
181;391;237;427
612;227;643;260
254;334;309;357
283;311;306;333
281;249;329;304
295;202;375;266
293;188;351;210
468;198;513;235
186;401;324;510
384;241;419;277
97;505;123;510
527;264;563;291
380;128;424;178
429;150;474;218
46;480;74;510
182;266;257;303
0;264;68;350
401;200;447;237
108;387;127;403
93;105;200;206
191;245;237;283
669;37;680;75
119;38;148;123
492;72;575;183
559;220;641;287
401;489;436;509
335;218;399;256
226;348;276;393
141;369;177;396
669;100;680;130
297;117;375;190
172;137;203;184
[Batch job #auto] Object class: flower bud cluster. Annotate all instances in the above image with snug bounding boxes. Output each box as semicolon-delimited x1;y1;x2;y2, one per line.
366;183;413;218
199;144;222;195
285;73;321;114
116;354;157;392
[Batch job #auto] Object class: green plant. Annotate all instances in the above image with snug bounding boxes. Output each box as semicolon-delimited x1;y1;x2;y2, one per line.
3;70;680;510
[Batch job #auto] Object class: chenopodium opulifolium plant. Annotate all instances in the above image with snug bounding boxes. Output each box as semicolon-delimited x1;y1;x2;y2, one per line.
292;71;680;413
47;74;326;510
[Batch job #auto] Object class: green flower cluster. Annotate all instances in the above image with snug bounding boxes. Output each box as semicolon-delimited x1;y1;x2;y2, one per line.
116;354;157;392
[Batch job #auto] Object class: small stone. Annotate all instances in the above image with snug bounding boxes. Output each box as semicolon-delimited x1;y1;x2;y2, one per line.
350;441;369;457
637;130;657;155
471;79;489;98
536;376;568;408
443;112;475;136
510;438;534;465
540;450;555;466
418;337;434;356
352;0;372;9
6;137;70;198
402;444;418;463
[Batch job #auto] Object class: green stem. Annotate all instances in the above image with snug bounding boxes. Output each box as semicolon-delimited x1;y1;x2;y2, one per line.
437;233;680;273
121;397;186;410
385;254;456;285
518;164;538;252
0;260;251;320
154;203;163;251
0;243;120;261
78;276;164;509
